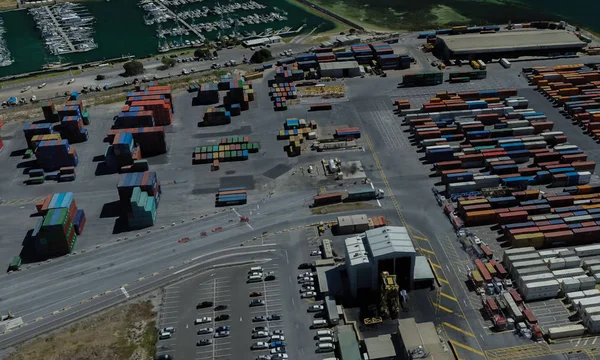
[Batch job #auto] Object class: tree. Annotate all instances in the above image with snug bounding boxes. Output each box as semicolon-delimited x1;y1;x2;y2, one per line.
95;74;106;81
161;57;176;67
123;60;144;76
194;48;211;58
349;28;356;34
250;49;273;64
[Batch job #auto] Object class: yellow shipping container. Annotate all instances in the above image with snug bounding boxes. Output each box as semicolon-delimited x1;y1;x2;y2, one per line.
471;270;483;283
470;60;480;69
486;263;497;276
513;232;544;249
459;198;489;207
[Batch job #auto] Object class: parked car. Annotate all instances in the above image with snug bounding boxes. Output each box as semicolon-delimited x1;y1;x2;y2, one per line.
265;275;276;281
253;331;270;339
256;356;271;360
272;354;289;359
298;272;313;278
308;305;324;312
160;327;175;334
197;301;213;309
310;250;322;256
301;292;317;298
267;314;282;321
215;314;230;321
214;330;230;338
197;339;212;346
250;299;266;307
197;327;213;335
159;332;172;340
300;286;315;292
250;291;263;297
195;317;212;324
251;342;269;350
253;326;268;332
253;316;267;322
298;263;314;270
270;346;287;353
215;326;230;332
270;335;285;341
214;305;228;311
271;330;284;335
270;341;286;348
298;277;313;283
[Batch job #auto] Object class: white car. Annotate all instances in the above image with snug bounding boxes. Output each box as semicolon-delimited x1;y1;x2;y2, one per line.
270;335;285;341
253;331;269;339
298;277;313;283
67;78;75;84
270;347;286;354
301;280;315;286
301;291;317;298
300;287;315;293
214;330;230;338
473;236;482;245
256;356;271;360
272;354;289;359
197;327;213;335
310;250;322;256
252;342;269;350
253;326;269;333
271;330;284;335
298;272;313;278
195;317;212;324
308;305;324;312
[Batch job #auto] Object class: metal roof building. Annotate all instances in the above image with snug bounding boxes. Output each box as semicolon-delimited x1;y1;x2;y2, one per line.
344;226;416;296
364;334;397;360
337;325;362;360
435;30;586;60
319;61;361;78
413;256;435;289
397;318;453;360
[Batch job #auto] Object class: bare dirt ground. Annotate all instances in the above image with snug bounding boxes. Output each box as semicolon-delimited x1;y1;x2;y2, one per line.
4;301;159;360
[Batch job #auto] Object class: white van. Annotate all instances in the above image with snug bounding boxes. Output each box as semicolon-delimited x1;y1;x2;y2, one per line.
316;330;333;336
247;275;263;283
312;319;328;328
318;336;334;343
250;266;263;272
317;343;335;352
159;332;172;340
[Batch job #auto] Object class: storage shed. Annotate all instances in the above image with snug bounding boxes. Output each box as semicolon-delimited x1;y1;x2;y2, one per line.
319;61;361;78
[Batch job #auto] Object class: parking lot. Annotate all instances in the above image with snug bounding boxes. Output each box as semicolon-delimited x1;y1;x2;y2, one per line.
153;234;334;360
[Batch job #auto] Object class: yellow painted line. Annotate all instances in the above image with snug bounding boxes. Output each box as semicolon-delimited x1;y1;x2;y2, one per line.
431;262;442;269
63;306;71;311
443;322;474;337
440;292;458;302
421;248;435;255
35;317;43;322
432;302;453;314
122;284;128;287
439;277;449;284
92;295;99;299
153;272;159;276
80;299;89;304
168;266;175;270
104;290;112;295
449;340;485;357
413;235;428;241
138;277;145;281
52;311;59;315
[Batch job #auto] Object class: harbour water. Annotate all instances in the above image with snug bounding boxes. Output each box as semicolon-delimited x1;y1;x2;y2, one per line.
0;0;335;77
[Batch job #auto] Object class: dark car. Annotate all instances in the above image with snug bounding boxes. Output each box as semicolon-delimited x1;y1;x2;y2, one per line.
155;355;173;360
215;305;228;311
215;314;230;321
267;314;282;321
250;291;263;297
197;301;213;309
265;275;276;281
216;325;230;332
253;316;267;322
298;263;314;270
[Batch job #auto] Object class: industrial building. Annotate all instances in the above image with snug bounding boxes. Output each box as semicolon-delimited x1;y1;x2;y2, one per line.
344;226;416;296
364;335;397;360
337;325;362;360
319;61;362;78
434;30;586;60
336;214;370;235
242;35;282;48
395;318;453;360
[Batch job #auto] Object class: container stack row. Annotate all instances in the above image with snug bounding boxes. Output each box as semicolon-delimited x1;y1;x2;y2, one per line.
201;107;231;126
222;75;255;112
114;108;155;128
34;139;79;172
117;172;161;229
525;63;600;140
402;72;444;87
449;70;488;83
276;118;317;157
31;192;81;257
106;127;167;157
192;137;258;165
274;63;304;82
216;187;247;207
268;81;297;112
128;83;175;114
196;82;220;105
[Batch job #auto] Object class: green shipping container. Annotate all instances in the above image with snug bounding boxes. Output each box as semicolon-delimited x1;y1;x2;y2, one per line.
242;143;247;150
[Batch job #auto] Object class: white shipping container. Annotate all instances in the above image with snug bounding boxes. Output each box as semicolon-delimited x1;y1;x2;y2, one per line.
539;249;567;259
566;291;586;302
589;265;600;274
579;171;592;184
507;253;541;267
447;181;477;194
500;58;511;68
515;266;553;278
548;325;585;339
564;215;594;223
512;259;547;270
584;289;600;297
579;277;596;290
520;136;544;142
583;306;600;319
575;296;600;310
585;315;600;333
420;138;447;147
553;145;579;152
575;245;600;257
512;126;535;136
594;273;600;284
504;247;537;257
563;256;582;269
519;273;555;288
477;60;486;70
546;258;566;270
560;278;581;293
552;268;585;279
505;120;529;128
522;280;560;301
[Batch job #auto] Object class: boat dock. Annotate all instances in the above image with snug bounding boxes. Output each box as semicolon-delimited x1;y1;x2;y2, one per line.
155;1;204;40
40;6;76;53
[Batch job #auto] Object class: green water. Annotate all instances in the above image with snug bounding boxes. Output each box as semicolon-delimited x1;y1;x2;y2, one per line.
0;0;335;77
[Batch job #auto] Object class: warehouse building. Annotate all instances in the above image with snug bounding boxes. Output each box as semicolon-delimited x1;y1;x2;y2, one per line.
364;335;397;360
337;325;362;360
344;226;416;296
319;61;361;78
396;318;453;360
434;30;586;61
242;35;282;48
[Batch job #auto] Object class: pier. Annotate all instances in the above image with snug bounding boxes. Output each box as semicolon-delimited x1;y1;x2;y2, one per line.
40;6;76;53
156;2;205;40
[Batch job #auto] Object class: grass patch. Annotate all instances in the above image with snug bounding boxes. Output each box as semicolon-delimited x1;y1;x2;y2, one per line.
283;0;346;34
430;5;470;26
4;302;157;360
0;0;16;10
311;202;378;214
0;70;83;88
306;35;332;44
305;0;396;32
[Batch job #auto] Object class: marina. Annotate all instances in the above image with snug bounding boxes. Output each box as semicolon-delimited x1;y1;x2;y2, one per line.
28;2;97;55
0;0;335;77
0;17;13;68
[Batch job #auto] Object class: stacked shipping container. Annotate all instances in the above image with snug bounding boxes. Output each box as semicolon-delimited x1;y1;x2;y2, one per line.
32;192;82;257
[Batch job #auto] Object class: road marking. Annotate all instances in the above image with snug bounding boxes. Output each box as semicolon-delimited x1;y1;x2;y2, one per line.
432;302;453;313
138;277;145;281
420;248;435;255
430;262;442;269
168;266;175;270
443;322;474;337
121;287;130;298
440;292;458;302
153;272;159;276
413;235;428;241
35;317;43;322
448;340;485;357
